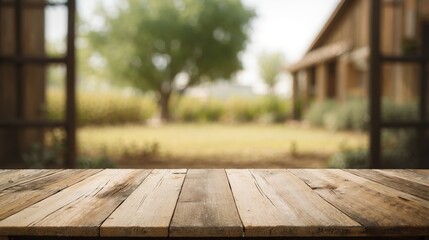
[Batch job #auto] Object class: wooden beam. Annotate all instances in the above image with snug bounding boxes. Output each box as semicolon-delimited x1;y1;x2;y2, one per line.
65;0;76;168
0;56;67;64
369;0;382;168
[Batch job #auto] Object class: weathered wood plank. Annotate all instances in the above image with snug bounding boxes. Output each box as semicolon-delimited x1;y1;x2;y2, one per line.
0;170;61;191
347;169;429;200
0;169;101;221
169;169;242;237
0;169;151;237
375;170;429;186
227;169;361;237
290;169;429;236
412;169;429;175
101;169;186;237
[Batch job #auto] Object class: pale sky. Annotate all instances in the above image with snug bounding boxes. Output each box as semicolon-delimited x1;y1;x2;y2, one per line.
45;0;340;96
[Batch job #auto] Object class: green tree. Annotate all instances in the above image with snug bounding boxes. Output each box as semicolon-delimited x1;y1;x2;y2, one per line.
258;52;284;94
85;0;255;121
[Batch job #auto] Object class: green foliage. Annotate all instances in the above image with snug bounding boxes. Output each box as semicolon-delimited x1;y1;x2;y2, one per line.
324;99;368;132
172;96;291;123
22;131;116;169
381;130;420;168
381;100;418;122
47;89;157;126
306;99;418;132
304;100;338;127
48;89;292;125
227;98;262;123
174;98;225;122
329;131;421;169
258;52;284;92
261;96;291;123
22;133;64;168
328;147;369;168
289;141;298;158
78;153;116;168
329;100;421;168
85;0;255;120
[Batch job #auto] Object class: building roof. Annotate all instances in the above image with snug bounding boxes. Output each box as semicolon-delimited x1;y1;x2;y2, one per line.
286;41;351;72
285;0;355;73
306;0;352;52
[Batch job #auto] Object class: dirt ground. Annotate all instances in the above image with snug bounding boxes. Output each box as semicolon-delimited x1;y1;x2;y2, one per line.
115;152;330;169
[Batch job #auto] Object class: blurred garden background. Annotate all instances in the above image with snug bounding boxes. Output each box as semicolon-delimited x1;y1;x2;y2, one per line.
38;0;366;169
2;0;427;169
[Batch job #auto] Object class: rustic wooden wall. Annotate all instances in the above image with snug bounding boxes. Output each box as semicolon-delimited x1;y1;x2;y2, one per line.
313;0;370;50
0;2;46;167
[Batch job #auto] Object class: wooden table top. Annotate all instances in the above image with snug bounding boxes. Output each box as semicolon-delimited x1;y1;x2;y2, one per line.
0;169;427;238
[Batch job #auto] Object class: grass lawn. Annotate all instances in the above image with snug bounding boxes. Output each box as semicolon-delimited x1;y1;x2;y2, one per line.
78;123;367;168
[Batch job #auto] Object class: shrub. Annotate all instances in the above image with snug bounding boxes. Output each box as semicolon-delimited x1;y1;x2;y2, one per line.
329;131;421;169
174;97;225;122
304;100;338;127
306;98;418;132
260;96;291;123
22;131;116;169
381;129;420;168
328;98;422;168
173;96;291;123
226;98;262;123
328;147;369;168
78;154;116;168
381;100;418;122
46;89;157;126
324;99;368;132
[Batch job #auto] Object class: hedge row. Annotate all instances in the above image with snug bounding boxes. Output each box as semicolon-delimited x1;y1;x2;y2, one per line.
46;90;292;125
316;98;422;168
46;89;157;126
304;99;418;132
173;96;291;123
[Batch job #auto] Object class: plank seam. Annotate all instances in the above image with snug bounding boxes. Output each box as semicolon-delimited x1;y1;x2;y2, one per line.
376;170;429;186
286;169;365;228
345;170;429;201
97;169;153;237
167;169;188;237
224;169;245;237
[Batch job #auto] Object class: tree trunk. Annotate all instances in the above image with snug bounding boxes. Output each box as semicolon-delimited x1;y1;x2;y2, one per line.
158;91;172;122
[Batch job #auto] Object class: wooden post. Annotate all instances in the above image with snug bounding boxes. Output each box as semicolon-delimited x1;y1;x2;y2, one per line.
316;63;328;103
65;0;76;168
337;55;349;102
369;0;382;168
418;22;428;168
291;72;300;120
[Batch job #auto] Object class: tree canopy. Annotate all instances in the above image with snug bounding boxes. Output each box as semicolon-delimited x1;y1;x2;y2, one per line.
85;0;255;120
258;52;284;94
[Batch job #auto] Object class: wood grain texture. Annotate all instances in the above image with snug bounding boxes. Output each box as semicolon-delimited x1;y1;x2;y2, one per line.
412;169;429;175
227;169;361;237
0;169;101;220
101;169;186;237
347;169;429;200
0;169;151;237
375;169;429;186
0;170;61;191
169;169;242;237
290;169;429;236
0;169;428;238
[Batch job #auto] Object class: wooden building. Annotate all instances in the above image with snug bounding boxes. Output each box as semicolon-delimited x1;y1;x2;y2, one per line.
0;1;46;167
288;0;429;118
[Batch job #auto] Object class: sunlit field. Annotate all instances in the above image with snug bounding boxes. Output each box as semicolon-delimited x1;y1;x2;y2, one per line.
78;123;367;168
